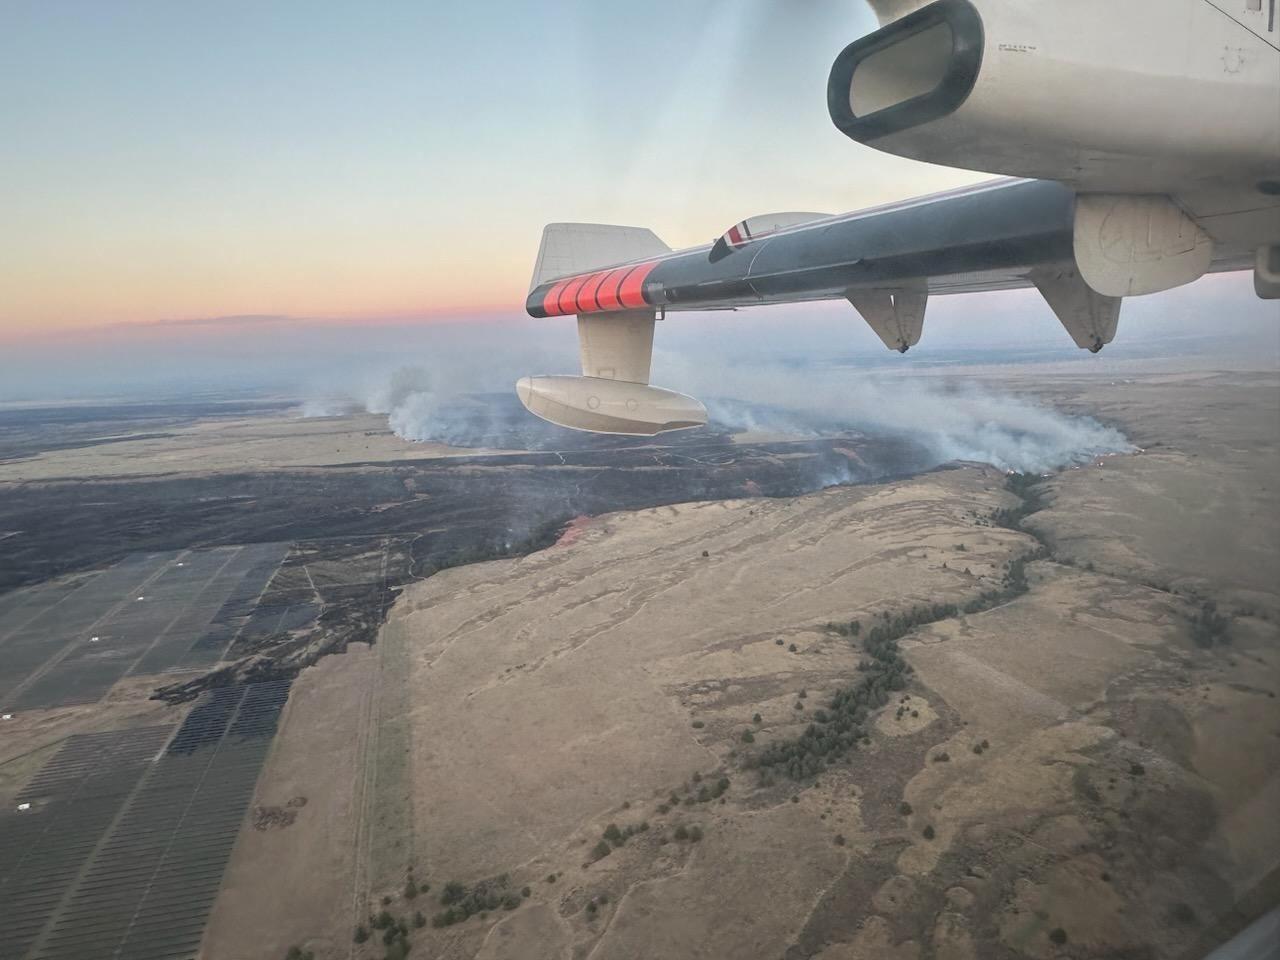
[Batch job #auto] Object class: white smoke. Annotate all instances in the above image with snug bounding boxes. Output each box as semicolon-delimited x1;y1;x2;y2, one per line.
304;353;1132;473
673;361;1133;473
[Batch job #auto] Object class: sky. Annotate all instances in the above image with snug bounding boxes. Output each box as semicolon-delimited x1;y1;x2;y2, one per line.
1;0;943;335
0;0;1274;400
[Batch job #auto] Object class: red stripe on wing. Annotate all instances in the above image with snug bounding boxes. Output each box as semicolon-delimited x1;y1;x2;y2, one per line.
576;271;609;313
595;267;631;311
617;261;658;309
556;275;590;316
542;279;572;316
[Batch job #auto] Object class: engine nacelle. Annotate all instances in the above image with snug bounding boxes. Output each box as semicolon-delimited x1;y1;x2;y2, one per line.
828;0;1280;193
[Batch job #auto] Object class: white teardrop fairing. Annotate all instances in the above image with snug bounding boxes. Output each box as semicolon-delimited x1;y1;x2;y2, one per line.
515;376;707;436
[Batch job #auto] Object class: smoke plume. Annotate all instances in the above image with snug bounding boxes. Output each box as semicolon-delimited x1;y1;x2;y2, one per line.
305;355;1132;474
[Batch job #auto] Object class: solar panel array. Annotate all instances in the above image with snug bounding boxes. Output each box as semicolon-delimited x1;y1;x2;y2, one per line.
0;727;172;960
0;544;290;711
0;680;291;960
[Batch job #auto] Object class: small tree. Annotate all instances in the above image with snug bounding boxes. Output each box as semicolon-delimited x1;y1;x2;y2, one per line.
592;839;612;860
354;925;369;944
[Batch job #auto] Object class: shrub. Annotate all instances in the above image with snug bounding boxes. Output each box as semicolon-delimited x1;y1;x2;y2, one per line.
798;689;807;699
674;824;689;840
546;873;557;883
591;840;612;860
384;944;409;960
440;882;466;905
833;834;846;846
353;926;369;943
1129;762;1145;776
691;720;705;729
752;713;762;724
775;638;784;646
522;886;531;898
688;825;703;842
922;825;935;840
898;801;913;816
788;643;798;653
741;730;754;743
972;743;984;754
1171;902;1196;924
404;878;418;899
413;911;426;928
374;910;394;929
603;823;623;845
933;751;950;763
1049;927;1068;945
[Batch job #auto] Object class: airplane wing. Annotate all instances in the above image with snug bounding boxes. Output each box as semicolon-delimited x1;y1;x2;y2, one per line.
518;0;1278;436
527;179;1073;326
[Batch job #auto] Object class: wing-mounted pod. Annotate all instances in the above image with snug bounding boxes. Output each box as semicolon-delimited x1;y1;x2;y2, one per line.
846;283;928;352
517;311;706;436
519;223;706;436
